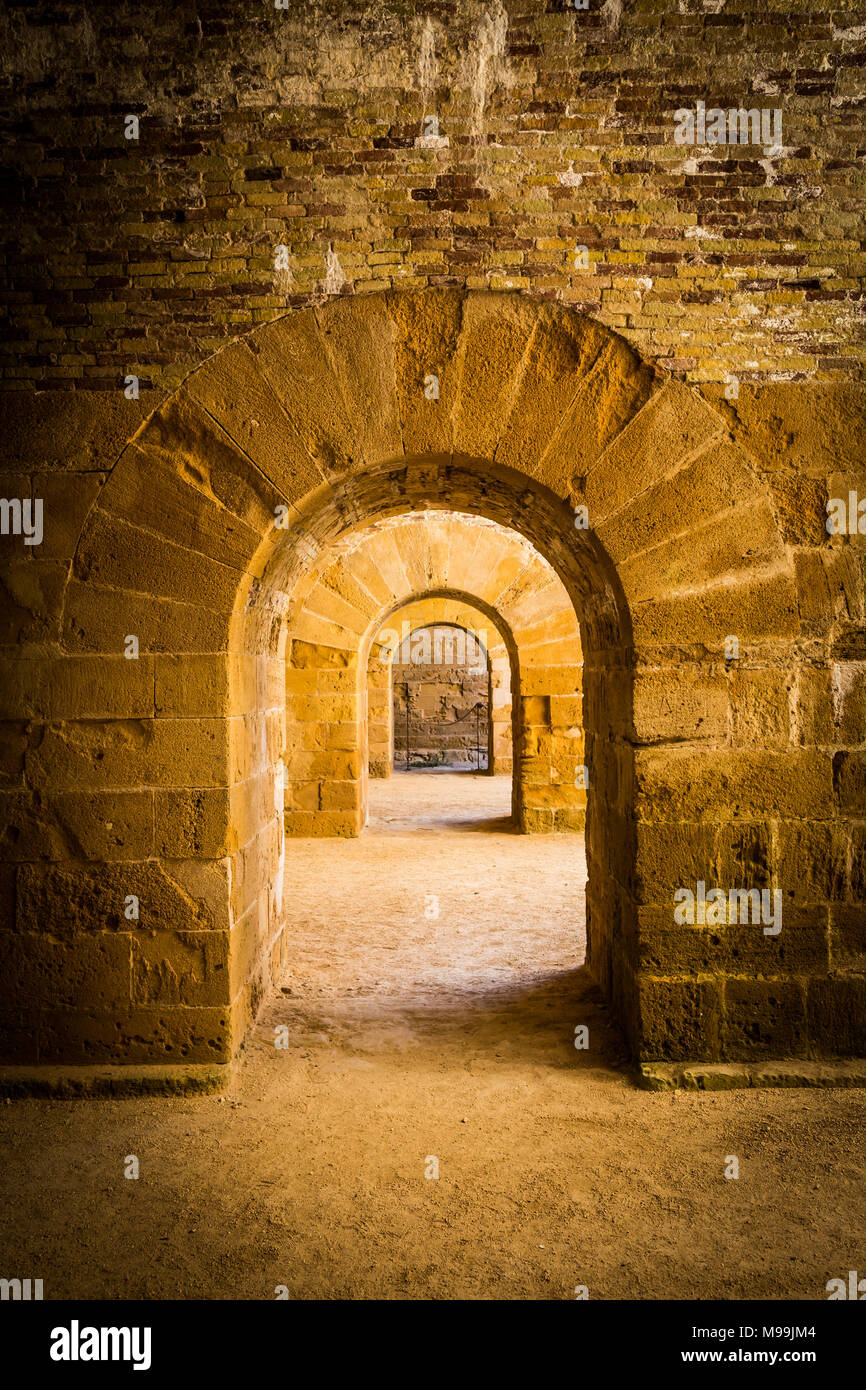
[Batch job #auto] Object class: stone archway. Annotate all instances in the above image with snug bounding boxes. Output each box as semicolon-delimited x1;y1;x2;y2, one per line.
6;287;838;1077
283;510;585;835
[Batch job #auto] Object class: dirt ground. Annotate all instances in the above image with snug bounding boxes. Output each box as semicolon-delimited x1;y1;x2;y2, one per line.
1;772;863;1300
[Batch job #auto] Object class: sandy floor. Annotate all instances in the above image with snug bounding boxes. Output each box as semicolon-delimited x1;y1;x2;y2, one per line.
0;773;863;1300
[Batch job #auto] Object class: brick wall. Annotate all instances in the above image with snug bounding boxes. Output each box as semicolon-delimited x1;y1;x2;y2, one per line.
1;0;864;391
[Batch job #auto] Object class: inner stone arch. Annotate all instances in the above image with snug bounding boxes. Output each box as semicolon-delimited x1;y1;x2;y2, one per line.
372;606;508;783
232;454;633;1057
389;618;491;772
282;508;586;837
399;619;490;768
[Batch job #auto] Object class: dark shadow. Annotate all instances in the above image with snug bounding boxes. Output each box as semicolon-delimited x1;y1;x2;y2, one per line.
262;965;632;1078
366;770;516;834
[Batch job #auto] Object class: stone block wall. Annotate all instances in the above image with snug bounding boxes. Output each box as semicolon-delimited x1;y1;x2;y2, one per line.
0;282;863;1070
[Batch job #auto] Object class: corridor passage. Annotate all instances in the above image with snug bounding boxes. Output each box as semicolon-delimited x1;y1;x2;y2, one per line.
279;771;587;1054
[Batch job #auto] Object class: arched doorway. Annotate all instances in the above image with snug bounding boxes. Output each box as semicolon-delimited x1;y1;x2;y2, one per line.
371;612;503;779
285;510;586;834
15;287;817;1073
